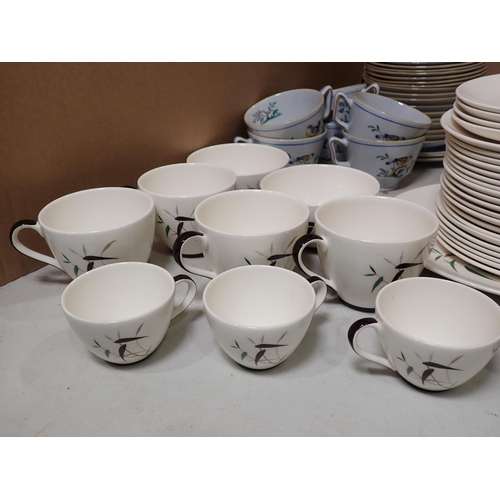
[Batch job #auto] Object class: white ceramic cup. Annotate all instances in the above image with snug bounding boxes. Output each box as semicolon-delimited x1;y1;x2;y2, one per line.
293;196;439;310
137;163;237;256
61;262;197;364
348;277;500;391
186;143;289;189
244;86;333;139
260;163;380;223
203;265;327;370
10;187;155;279
234;127;327;166
333;91;431;141
329;131;426;191
173;189;310;279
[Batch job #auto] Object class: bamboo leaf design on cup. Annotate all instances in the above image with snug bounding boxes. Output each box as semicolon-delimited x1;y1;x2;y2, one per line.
62;240;118;275
230;332;289;367
396;352;463;389
364;247;426;293
92;323;151;363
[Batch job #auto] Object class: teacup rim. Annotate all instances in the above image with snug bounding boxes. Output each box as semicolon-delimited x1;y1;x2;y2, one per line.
314;195;439;242
61;261;175;324
341;129;426;146
137;162;238;199
351;91;432;128
194;188;310;236
375;276;500;349
244;88;325;131
247;127;327;145
38;186;155;234
203;265;317;329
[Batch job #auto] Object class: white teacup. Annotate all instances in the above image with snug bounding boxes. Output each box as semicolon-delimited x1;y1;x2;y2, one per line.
173;189;309;279
329;131;426;191
260;163;380;223
203;265;327;370
348;277;500;391
235;127;327;166
244;86;332;139
137;163;237;256
333;91;431;141
61;262;197;364
293;196;438;310
186;143;289;189
10;187;155;279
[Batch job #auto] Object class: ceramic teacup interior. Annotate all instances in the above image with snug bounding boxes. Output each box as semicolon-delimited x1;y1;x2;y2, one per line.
62;262;173;322
187;143;288;177
260;164;379;210
377;278;500;347
196;190;308;235
138;163;236;197
316;196;437;242
39;187;153;232
204;266;315;327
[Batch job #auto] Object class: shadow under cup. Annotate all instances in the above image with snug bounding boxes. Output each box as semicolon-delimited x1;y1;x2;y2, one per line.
293;196;439;310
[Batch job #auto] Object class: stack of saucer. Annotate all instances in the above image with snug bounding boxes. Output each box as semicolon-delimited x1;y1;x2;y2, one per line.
436;88;500;277
363;62;487;162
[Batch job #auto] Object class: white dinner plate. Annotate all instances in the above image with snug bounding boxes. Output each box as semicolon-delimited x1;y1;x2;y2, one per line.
441;109;500;153
445;153;500;187
455;97;500;123
437;233;500;276
454;102;500;129
456;74;500;113
437;191;500;245
443;160;500;200
396;185;500;295
452;110;500;142
445;135;500;164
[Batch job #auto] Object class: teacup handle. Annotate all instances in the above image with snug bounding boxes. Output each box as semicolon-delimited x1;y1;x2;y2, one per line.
332;91;352;130
347;317;395;370
173;231;216;279
363;83;380;94
10;219;64;271
328;136;351;167
320;85;333;120
307;276;327;311
292;233;338;292
172;274;198;319
234;136;253;143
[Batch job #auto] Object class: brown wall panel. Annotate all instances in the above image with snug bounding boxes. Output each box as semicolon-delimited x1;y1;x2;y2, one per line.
1;62;365;285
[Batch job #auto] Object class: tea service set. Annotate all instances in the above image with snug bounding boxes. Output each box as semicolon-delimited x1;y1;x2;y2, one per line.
10;80;500;392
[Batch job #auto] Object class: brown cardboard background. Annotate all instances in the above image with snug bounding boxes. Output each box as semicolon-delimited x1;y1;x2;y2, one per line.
1;62;367;285
3;62;500;286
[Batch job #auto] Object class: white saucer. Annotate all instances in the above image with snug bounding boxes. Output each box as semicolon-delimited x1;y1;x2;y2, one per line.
395;184;500;296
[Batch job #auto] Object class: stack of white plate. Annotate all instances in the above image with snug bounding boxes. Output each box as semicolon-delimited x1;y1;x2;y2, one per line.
437;85;500;278
363;62;487;163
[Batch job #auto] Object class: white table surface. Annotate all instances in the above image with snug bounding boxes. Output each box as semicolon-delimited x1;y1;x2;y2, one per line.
2;163;500;437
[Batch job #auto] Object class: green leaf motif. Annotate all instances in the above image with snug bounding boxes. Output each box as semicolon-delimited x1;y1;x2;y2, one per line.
241;352;247;360
371;276;384;293
450;260;457;271
407;366;413;375
74;265;79;276
465;266;493;280
105;350;110;358
166;225;170;238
